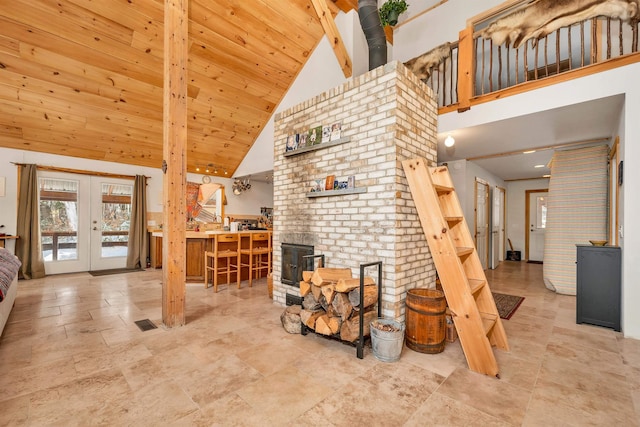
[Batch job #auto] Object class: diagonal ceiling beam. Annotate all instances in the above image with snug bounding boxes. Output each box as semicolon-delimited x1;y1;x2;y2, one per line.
310;0;353;77
331;0;359;12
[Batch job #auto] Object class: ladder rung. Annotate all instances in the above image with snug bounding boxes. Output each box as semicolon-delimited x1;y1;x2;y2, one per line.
434;184;454;194
456;247;474;257
468;279;486;295
444;216;463;225
480;312;498;336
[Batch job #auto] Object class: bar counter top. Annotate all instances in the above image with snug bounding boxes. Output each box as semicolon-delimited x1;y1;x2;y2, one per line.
151;230;271;238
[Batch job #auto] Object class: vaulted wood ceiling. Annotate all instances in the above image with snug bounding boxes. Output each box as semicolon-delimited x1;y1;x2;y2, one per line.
0;0;357;176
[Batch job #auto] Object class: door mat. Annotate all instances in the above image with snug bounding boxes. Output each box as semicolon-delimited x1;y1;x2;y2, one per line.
134;319;157;331
89;268;144;276
527;260;543;264
492;292;525;320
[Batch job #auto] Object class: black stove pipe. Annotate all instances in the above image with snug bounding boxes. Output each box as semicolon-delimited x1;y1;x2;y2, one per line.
358;0;387;71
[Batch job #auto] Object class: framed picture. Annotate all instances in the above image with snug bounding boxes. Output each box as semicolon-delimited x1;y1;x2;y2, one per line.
298;132;308;148
325;175;335;191
322;125;331;143
330;122;342;141
308;126;322;146
347;175;355;189
285;134;298;152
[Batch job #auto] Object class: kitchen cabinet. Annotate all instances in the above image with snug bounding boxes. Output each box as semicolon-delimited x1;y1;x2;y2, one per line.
149;234;162;268
576;245;621;331
186;238;207;282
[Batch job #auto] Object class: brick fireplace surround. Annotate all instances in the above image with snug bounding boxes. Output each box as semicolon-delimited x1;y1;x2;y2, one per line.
272;61;438;321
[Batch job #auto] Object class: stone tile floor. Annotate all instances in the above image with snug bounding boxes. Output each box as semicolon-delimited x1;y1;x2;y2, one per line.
0;262;638;426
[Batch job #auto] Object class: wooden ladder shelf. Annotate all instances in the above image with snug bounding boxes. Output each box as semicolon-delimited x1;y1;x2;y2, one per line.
402;158;509;377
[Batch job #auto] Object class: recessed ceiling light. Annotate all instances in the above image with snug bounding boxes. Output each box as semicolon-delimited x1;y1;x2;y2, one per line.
523;150;536;154
534;164;545;168
444;135;455;147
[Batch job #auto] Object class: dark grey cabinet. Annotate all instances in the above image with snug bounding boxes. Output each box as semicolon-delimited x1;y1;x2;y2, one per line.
576;245;621;331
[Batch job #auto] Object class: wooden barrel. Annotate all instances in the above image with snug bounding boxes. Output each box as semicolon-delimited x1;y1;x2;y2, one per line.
405;288;446;354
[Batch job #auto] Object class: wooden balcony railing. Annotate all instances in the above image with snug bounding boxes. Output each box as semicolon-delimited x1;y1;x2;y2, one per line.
414;16;640;114
42;230;128;261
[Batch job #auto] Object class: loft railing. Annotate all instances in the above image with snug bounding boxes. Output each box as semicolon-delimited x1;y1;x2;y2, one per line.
413;15;640;113
473;17;639;97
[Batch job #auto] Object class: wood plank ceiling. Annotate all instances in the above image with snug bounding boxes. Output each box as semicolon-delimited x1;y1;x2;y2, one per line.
0;0;357;176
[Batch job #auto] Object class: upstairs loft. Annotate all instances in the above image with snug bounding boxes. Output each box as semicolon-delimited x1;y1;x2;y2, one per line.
402;0;640;115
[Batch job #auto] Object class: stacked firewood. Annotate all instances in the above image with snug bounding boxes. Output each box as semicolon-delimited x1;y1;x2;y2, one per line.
299;268;378;342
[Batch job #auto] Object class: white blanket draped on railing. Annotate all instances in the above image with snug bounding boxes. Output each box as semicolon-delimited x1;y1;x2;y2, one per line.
543;145;609;295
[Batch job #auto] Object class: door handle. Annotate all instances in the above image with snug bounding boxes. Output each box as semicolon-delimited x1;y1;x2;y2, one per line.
92;227;98;231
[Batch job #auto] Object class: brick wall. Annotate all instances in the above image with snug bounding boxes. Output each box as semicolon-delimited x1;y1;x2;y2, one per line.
272;61;438;321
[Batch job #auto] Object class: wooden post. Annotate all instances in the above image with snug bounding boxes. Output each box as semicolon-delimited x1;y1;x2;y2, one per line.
310;0;353;77
162;0;188;327
457;26;474;113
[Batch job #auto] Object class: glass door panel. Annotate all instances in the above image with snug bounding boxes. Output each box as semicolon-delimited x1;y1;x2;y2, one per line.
39;173;90;274
90;178;133;270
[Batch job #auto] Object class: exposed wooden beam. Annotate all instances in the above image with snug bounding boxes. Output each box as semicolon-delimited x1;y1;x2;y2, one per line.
331;0;358;13
162;0;188;328
310;0;353;77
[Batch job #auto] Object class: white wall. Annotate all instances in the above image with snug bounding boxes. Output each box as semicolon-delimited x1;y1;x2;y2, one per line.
235;11;368;178
445;159;506;231
505;179;549;254
393;0;505;62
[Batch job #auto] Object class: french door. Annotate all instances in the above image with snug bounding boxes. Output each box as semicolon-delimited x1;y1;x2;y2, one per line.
39;172;133;274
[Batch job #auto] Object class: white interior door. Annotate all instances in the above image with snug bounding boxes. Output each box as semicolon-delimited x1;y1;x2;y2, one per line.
39;172;132;274
475;179;489;269
490;186;503;269
527;191;548;262
498;187;506;262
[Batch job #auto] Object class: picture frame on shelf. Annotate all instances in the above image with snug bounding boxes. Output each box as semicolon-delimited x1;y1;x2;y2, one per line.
322;125;331;143
325;175;335;191
330;122;342;141
308;126;322;146
298;132;308;149
347;175;355;189
285;134;298;152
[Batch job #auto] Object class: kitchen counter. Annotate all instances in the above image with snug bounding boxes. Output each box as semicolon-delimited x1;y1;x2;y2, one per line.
151;230;271;238
149;230;272;282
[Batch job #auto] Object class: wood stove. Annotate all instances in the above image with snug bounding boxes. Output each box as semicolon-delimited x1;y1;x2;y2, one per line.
281;243;314;287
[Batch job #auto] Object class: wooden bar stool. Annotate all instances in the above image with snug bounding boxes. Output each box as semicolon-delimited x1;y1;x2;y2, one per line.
240;232;272;287
204;233;240;292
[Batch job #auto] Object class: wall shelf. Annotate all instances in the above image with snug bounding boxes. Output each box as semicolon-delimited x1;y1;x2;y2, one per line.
306;188;366;198
283;137;350;157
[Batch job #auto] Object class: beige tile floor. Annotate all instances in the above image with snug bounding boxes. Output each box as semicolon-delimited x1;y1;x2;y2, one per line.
0;262;639;426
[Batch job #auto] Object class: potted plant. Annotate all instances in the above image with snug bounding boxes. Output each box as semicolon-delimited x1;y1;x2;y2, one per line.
379;0;409;27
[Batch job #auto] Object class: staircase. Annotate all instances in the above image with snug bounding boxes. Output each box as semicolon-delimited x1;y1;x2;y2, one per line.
402;158;509;377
